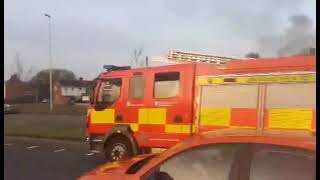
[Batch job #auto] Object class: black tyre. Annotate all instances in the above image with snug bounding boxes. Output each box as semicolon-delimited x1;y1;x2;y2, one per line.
104;135;134;162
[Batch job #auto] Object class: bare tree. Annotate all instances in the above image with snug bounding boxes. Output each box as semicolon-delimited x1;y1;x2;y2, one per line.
14;53;24;80
24;65;37;81
132;47;144;68
145;56;149;67
11;53;38;81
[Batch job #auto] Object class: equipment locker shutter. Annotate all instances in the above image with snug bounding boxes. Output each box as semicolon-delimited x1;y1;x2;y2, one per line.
200;84;258;128
265;82;316;130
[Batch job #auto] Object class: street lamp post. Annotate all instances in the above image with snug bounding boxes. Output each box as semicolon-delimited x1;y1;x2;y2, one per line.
44;13;53;111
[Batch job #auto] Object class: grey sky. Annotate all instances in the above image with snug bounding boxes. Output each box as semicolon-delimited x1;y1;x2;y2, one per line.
4;0;316;81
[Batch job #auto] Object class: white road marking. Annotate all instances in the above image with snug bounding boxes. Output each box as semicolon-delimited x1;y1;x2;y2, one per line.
53;149;66;153
4;143;14;146
90;150;100;154
26;146;39;149
84;152;95;156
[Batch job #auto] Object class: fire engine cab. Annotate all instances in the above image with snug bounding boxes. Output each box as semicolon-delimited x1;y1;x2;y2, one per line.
86;55;316;161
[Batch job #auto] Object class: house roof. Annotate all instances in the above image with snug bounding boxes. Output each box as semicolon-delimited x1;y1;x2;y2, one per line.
59;80;91;87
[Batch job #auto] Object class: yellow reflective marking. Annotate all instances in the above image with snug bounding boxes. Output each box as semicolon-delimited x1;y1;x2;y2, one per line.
149;108;166;124
198;74;316;85
268;109;312;130
138;109;149;124
165;125;191;134
130;124;139;132
138;108;166;124
198;77;225;85
200;108;231;126
91;109;115;124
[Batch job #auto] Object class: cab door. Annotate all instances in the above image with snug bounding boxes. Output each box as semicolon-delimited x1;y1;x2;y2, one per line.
124;72;146;133
89;77;126;133
146;64;194;147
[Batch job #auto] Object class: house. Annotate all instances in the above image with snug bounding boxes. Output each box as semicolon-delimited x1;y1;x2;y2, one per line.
5;74;92;104
54;78;91;104
5;74;37;103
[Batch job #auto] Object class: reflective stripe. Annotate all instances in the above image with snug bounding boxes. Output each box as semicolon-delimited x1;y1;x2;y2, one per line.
200;108;231;126
268;109;312;130
165;125;191;134
199;108;315;131
138;109;149;124
198;74;316;85
199;108;257;129
138;108;166;124
91;109;115;124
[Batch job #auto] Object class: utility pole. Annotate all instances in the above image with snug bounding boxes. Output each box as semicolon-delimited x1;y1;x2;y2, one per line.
44;13;53;111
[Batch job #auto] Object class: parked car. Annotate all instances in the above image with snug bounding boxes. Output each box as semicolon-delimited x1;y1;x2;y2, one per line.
4;104;11;113
41;99;49;103
78;129;316;180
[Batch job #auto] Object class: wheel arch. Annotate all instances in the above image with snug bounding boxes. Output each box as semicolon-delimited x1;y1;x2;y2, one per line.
104;124;139;155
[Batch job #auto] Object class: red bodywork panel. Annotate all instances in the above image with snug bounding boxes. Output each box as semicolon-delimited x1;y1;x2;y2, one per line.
195;55;316;76
79;129;316;180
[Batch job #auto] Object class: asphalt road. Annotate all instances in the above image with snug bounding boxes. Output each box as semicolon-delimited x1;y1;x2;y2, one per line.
4;137;106;180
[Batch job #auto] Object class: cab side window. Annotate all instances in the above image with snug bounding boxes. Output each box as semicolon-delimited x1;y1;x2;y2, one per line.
130;75;144;99
97;78;122;105
250;145;315;180
146;144;247;180
154;72;180;98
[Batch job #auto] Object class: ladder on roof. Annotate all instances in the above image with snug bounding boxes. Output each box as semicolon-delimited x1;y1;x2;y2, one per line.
167;51;246;64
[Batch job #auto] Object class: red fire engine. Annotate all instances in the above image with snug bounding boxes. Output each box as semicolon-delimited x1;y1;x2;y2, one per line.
86;55;316;161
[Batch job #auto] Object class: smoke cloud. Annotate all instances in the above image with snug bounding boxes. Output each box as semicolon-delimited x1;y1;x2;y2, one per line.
258;14;316;57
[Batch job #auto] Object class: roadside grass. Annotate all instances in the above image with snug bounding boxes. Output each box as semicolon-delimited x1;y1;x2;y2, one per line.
4;114;87;141
10;103;88;116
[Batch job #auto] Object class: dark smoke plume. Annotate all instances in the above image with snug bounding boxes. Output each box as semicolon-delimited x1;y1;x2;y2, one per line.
258;14;316;57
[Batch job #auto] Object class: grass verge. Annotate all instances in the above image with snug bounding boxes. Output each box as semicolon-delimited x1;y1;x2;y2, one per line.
4;114;86;141
10;103;88;116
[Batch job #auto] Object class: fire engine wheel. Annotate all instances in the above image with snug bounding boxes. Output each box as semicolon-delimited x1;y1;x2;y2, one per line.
104;136;133;162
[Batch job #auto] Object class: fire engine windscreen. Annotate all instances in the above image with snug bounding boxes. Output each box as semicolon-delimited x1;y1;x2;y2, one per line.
154;72;180;98
97;78;122;105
